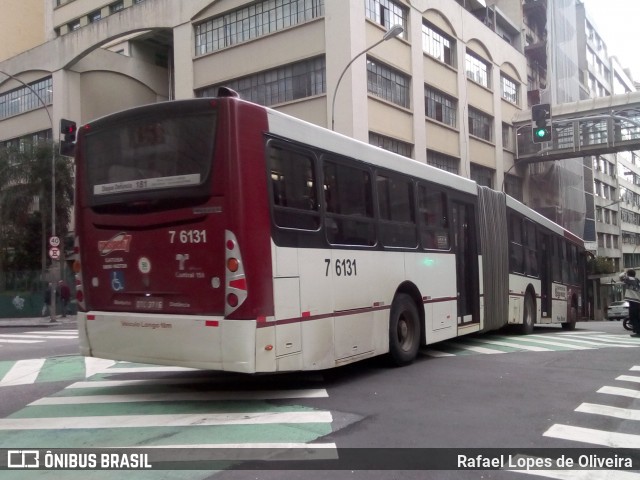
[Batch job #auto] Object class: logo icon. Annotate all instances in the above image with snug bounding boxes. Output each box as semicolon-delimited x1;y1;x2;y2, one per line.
138;257;152;274
98;233;132;256
176;254;190;271
111;271;125;291
8;450;40;469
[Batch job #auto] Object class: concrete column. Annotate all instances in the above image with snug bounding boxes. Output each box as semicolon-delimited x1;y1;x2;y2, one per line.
52;68;81;129
409;6;426;163
325;0;368;140
172;22;194;100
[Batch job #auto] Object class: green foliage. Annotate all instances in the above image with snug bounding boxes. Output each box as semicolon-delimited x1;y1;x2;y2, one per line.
588;256;616;275
0;141;74;277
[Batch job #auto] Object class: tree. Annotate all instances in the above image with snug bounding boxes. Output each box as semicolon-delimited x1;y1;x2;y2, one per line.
587;256;616;275
0;141;74;282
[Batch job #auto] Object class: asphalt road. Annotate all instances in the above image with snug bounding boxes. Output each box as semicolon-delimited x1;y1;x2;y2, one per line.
0;320;638;480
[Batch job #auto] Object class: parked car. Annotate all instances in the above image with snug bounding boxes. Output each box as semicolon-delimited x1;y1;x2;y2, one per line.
607;300;629;320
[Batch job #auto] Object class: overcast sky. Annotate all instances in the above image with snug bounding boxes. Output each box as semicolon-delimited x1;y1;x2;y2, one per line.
582;0;640;83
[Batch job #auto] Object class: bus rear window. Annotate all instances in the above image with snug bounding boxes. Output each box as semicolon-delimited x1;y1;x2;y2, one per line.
83;111;217;206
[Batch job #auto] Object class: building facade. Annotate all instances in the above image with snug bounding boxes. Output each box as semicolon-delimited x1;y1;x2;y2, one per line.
0;0;46;62
1;0;530;200
0;0;636;263
575;1;639;319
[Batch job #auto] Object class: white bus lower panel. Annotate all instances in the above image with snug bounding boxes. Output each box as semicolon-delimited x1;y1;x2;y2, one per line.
79;312;259;373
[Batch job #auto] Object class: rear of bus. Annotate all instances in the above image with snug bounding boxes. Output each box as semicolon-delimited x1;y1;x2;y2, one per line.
74;97;275;373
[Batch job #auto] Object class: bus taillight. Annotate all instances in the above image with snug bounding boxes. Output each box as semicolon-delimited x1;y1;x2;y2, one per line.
224;230;247;316
227;257;239;272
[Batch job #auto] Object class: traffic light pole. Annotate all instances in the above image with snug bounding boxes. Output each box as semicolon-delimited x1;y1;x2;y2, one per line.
0;70;58;321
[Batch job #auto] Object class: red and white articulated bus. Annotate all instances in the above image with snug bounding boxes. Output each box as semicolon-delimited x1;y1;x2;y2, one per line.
74;91;585;373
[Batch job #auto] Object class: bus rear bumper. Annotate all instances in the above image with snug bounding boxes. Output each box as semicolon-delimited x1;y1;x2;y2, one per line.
78;311;269;373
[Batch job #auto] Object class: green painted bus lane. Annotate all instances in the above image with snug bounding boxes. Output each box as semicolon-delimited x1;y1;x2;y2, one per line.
0;421;332;449
9;400;323;419
34;356;87;383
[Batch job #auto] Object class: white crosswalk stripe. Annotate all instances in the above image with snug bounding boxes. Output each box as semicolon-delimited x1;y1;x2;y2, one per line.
30;388;330;405
512;468;640;479
575;403;640;421
597;385;640;399
422;330;640;357
0;329;78;347
1;331;637;387
543;424;640;448
0;411;334;430
444;341;505;354
1;359;46;386
543;367;640;445
0;365;337;466
515;366;640;479
0;338;40;344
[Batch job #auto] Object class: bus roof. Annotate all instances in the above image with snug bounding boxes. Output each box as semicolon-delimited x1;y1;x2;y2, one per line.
266;103;583;247
265;106;478;197
505;194;585;246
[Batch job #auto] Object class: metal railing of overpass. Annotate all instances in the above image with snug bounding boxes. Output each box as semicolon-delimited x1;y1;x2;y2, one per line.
515;90;640;163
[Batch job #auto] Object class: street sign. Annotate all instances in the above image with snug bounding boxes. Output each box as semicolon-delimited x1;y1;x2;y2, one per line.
48;247;60;260
49;236;60;247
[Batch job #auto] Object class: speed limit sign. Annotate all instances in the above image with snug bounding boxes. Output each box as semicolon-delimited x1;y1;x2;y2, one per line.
49;236;61;247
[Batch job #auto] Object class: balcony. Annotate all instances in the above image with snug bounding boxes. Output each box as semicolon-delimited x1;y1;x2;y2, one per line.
525;38;547;65
523;0;548;18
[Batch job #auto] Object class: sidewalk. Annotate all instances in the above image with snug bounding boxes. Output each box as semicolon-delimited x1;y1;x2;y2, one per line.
0;315;77;328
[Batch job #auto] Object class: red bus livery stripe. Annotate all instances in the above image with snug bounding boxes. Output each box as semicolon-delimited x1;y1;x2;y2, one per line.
257;296;458;328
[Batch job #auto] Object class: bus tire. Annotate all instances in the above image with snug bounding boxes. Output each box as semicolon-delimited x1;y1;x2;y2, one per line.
561;306;577;330
388;294;420;366
518;293;535;335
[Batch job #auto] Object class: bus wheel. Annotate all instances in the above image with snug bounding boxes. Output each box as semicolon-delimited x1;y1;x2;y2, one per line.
388;294;420;366
519;293;535;335
561;306;577;330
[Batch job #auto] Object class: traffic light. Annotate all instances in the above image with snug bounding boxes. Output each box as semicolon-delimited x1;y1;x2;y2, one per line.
59;118;77;156
531;103;552;143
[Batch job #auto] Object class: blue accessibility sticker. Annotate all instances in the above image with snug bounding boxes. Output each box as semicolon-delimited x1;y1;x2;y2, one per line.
111;271;125;291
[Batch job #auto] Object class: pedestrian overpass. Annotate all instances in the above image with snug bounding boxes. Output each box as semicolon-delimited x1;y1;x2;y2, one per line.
515;90;640;162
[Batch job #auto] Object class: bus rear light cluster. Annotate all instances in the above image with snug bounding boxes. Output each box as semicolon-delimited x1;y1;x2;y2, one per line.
227;293;239;308
224;230;247;316
227;258;239;272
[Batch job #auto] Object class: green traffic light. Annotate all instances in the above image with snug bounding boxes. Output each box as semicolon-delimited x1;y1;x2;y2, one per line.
535;128;546;138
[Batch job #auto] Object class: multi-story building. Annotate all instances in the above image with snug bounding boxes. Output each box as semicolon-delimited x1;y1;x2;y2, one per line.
0;0;636;259
0;0;46;62
576;1;638;319
1;0;530;204
519;0;587;238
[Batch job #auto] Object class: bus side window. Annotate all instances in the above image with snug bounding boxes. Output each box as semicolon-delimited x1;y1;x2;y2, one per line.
509;214;524;274
525;220;538;277
570;244;579;284
268;144;319;231
552;238;570;283
560;240;569;284
377;173;417;248
417;184;450;250
323;159;376;246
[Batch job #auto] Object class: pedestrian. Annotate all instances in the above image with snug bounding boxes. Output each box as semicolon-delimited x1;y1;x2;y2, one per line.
57;280;71;318
42;282;53;318
619;269;640;337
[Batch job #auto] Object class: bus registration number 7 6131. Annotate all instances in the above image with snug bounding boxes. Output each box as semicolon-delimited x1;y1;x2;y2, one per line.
325;258;357;277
